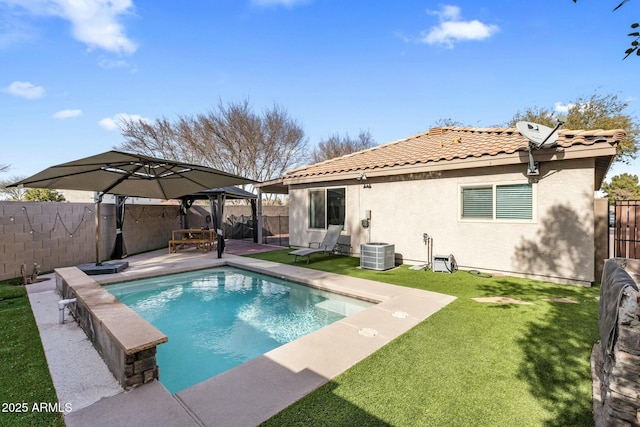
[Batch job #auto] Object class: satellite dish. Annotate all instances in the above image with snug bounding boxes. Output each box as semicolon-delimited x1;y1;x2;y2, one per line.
516;121;559;149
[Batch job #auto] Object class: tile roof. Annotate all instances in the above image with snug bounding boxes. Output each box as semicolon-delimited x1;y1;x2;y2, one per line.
285;126;625;180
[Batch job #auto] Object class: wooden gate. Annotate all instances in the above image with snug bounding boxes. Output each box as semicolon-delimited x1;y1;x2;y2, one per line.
613;200;640;259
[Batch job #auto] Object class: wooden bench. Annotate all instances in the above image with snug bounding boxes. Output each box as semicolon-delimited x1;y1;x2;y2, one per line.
168;238;212;254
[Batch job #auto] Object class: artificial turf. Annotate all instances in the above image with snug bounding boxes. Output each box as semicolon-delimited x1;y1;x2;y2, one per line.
248;250;599;427
0;281;65;427
0;251;600;426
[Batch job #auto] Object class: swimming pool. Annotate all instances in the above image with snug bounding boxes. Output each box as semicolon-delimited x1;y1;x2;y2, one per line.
105;266;373;393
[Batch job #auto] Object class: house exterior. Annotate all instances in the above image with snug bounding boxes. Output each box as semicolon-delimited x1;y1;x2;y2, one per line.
262;126;624;285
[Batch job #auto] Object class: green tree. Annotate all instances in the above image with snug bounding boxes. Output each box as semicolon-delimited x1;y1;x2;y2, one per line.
572;0;639;58
24;188;66;202
601;173;640;202
508;91;639;164
310;130;376;163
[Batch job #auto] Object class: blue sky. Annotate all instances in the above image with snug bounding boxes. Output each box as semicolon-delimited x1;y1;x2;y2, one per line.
1;0;638;181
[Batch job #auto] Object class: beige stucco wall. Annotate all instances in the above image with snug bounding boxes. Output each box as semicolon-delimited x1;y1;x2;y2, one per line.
289;158;597;285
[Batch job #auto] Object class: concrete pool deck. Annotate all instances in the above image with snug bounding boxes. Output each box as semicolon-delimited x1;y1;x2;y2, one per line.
28;244;456;427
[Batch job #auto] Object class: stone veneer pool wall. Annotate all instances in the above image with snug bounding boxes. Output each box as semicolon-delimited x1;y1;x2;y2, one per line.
55;267;168;389
591;258;640;426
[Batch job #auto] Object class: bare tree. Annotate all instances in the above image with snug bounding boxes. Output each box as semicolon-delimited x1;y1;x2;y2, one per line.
430;118;465;128
0;164;9;173
310;130;376;163
117;99;309;184
0;176;27;200
118;117;204;165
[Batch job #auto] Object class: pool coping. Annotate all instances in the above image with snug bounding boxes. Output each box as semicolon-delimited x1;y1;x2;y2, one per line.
42;249;456;427
55;266;168;388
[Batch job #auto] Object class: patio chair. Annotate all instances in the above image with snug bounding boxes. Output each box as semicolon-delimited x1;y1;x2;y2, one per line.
289;224;343;264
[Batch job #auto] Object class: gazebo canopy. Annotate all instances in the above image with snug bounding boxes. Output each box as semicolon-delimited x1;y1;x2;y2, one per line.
182;186;257;201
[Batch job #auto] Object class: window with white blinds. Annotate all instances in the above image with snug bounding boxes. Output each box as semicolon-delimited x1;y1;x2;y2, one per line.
496;184;532;220
462;187;493;218
461;183;534;221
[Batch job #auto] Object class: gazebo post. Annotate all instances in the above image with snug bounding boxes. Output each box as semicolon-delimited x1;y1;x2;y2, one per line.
257;188;263;244
216;193;226;258
251;199;258;243
94;192;103;266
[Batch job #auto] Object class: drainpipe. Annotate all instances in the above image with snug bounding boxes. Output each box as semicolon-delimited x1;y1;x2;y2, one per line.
58;298;77;324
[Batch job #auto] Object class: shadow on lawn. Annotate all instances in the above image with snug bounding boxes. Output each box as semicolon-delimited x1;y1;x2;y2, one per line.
517;300;598;426
477;278;598;427
262;380;391;427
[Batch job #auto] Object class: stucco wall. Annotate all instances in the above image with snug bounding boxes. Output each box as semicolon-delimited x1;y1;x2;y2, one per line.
288;158;597;285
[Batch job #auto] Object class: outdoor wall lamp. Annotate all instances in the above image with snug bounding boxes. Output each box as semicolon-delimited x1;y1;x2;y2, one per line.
356;172;371;188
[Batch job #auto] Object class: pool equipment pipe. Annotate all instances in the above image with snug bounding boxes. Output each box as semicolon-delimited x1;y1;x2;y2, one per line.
58;298;76;324
423;233;432;271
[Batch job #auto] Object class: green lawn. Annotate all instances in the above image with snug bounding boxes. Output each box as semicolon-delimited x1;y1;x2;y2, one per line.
250;250;599;427
0;280;65;427
0;252;599;427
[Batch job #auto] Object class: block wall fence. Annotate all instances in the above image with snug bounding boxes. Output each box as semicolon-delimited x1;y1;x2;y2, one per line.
0;201;287;282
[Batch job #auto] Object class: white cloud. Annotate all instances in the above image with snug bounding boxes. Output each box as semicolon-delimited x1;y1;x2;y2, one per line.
251;0;310;7
0;9;37;48
420;5;498;48
431;5;462;21
52;108;82;119
98;57;129;69
1;0;137;54
554;102;575;114
99;112;148;131
4;80;44;99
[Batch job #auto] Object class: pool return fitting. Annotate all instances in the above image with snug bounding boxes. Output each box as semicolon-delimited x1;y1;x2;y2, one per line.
58;298;76;324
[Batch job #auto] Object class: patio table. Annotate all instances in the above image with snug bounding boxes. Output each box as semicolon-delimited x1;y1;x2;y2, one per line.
169;229;217;253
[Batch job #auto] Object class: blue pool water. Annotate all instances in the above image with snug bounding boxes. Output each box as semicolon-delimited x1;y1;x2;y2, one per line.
105;267;372;393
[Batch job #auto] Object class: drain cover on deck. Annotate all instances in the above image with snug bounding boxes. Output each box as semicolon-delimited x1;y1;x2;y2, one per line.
392;311;409;319
358;328;378;337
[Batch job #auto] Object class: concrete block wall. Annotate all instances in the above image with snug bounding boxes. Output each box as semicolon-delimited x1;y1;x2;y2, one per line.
1;201;288;282
184;204;289;239
1;202;95;281
0;201;181;281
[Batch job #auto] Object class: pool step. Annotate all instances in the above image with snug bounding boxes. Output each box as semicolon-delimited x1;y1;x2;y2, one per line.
315;300;366;317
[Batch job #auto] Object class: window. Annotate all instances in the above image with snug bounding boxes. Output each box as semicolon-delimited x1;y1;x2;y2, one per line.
462;187;493;218
309;190;325;229
308;188;345;229
461;183;533;221
496;184;532;220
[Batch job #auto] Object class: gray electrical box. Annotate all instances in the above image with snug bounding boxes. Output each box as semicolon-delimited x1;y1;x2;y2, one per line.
433;254;457;273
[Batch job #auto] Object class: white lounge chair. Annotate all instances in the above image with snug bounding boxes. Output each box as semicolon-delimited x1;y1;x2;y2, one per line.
289;224;343;264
